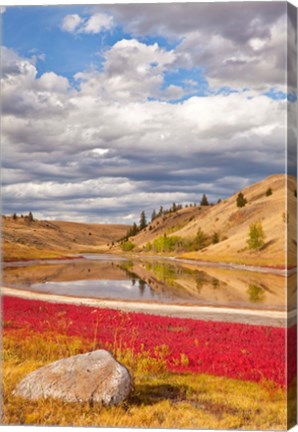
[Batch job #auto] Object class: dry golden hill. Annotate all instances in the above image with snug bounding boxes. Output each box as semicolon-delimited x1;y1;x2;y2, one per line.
121;174;296;268
2;218;129;261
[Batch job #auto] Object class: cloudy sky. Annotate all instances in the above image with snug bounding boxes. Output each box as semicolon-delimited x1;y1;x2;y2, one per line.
1;3;296;223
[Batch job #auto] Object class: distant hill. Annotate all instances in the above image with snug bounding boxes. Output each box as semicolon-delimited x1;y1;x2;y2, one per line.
2;174;296;267
2;219;130;261
116;174;296;268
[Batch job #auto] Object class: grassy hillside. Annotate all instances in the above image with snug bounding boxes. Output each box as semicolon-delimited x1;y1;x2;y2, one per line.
2;218;129;261
2;174;296;267
118;174;296;268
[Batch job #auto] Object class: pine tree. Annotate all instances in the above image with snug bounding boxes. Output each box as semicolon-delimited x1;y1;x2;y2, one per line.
28;211;34;222
236;192;247;208
12;213;17;220
158;206;164;217
200;194;209;206
131;222;139;236
151;209;157;221
127;222;139;237
139;211;147;230
212;232;220;244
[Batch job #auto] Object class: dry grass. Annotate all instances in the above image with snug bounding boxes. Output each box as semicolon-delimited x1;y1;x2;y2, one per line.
130;174;297;268
2;217;129;261
2;331;288;429
2;174;296;267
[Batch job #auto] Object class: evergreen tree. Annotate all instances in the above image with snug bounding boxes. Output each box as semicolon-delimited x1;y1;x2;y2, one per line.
212;232;220;244
151;209;157;221
236;192;247;208
28;211;34;222
193;228;208;250
200;194;209;206
139;211;147;230
127;222;139;237
12;213;17;220
158;206;164;217
133;222;139;235
172;202;177;212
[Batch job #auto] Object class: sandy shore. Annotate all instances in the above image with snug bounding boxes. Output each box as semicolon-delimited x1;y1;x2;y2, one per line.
2;286;296;328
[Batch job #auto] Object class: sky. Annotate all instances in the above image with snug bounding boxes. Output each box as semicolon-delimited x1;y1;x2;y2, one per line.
1;2;297;224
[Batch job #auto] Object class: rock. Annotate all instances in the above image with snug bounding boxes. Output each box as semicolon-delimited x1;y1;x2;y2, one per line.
13;350;133;405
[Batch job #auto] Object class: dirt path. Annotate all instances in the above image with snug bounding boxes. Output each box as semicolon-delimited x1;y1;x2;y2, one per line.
2;286;295;328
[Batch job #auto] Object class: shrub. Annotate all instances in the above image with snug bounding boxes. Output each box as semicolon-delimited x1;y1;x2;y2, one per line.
236;192;247;208
193;228;208;250
212;232;220;244
266;188;272;196
247;221;266;250
247;283;265;303
121;241;135;252
152;235;182;253
145;242;152;252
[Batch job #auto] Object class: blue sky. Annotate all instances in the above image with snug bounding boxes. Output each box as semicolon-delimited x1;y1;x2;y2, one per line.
3;6;211;100
1;3;296;222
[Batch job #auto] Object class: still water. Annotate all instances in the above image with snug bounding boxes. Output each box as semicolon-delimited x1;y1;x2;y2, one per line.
3;254;291;311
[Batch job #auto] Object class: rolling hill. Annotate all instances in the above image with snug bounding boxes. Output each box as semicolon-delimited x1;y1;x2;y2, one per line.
117;174;296;268
2;174;296;267
2;218;129;262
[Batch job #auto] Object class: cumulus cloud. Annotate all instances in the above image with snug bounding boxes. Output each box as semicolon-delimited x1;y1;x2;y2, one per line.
61;14;82;33
103;2;288;92
61;12;113;34
75;39;177;102
1;0;290;224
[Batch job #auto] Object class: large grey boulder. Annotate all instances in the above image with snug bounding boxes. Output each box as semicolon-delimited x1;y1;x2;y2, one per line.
14;350;133;405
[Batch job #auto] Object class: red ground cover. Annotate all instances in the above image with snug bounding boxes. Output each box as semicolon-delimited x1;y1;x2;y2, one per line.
3;296;296;387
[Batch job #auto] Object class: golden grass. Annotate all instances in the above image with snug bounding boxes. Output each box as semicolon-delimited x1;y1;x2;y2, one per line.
2;331;288;429
2;243;66;261
179;251;286;268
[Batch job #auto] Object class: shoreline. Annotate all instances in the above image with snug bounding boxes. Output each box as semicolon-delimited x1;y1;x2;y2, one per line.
2;286;296;328
3;252;296;276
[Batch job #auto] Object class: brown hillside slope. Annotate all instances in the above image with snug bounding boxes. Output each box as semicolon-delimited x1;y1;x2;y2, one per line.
128;174;296;268
2;218;129;261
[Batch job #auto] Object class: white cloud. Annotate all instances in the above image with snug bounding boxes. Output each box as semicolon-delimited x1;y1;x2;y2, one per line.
75;39;177;102
176;15;287;91
81;13;113;34
1;44;287;223
0;6;6;14
61;14;82;33
61;12;113;35
37;72;69;93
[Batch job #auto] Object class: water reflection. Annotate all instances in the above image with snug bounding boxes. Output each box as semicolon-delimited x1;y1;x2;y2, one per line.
2;255;290;310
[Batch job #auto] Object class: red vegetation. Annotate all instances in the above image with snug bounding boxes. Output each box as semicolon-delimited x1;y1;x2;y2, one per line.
3;296;296;387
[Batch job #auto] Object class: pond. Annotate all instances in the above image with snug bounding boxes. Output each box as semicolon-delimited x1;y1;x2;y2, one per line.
3;254;292;312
